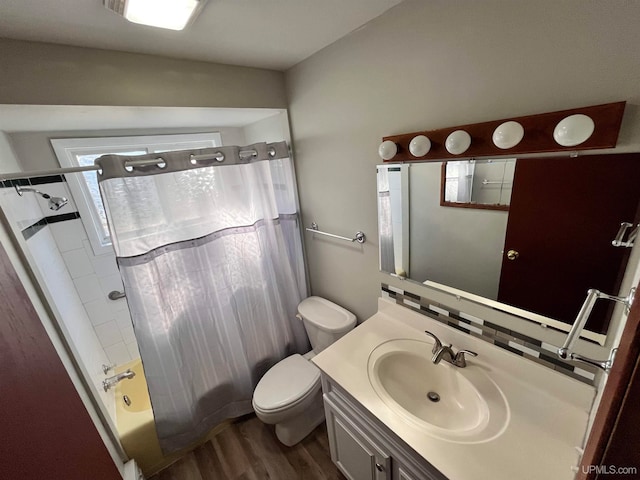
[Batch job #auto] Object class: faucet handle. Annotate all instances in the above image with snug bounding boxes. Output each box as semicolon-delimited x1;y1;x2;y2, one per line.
453;350;478;368
424;331;443;354
102;363;115;375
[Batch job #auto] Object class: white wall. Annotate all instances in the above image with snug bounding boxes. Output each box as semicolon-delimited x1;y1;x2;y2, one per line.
0;133;21;173
27;226;120;421
49;216;139;366
243;112;289;144
285;0;640;337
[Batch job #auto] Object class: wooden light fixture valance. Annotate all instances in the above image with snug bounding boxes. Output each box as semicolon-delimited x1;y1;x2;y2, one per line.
380;101;626;162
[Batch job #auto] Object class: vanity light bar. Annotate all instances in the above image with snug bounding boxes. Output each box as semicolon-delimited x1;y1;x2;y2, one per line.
378;101;625;162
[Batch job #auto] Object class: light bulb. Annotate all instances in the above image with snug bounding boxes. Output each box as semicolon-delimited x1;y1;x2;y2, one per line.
553;114;595;147
492;121;524;150
409;135;431;157
445;130;472;155
378;140;398;160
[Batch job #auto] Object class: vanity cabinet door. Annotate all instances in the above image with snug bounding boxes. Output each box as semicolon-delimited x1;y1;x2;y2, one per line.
394;466;420;480
325;396;391;480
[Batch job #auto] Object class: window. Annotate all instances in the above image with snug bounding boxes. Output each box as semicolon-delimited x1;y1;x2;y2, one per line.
51;133;222;255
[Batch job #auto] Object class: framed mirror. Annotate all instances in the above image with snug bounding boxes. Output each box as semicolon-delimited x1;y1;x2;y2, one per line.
377;153;640;342
441;159;515;211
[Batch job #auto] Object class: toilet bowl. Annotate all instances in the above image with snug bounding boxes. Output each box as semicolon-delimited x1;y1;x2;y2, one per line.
252;296;356;446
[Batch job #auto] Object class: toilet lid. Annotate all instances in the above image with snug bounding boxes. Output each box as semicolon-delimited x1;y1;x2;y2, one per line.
253;354;321;412
298;296;357;333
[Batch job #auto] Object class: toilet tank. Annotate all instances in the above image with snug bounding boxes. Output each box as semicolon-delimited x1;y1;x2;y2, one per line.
298;296;357;354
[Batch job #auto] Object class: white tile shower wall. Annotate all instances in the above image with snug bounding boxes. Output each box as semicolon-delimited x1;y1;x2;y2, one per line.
52;218;140;364
26;226;117;423
1;177;140;423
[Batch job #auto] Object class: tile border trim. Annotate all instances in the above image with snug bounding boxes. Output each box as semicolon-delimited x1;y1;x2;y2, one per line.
1;175;67;188
381;283;596;385
21;212;81;241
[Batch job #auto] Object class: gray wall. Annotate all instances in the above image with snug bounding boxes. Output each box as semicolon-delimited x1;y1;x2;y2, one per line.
409;163;507;299
285;0;640;324
9;127;246;171
0;38;286;108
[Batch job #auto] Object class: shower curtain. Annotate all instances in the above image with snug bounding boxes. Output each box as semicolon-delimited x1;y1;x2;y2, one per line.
96;142;309;453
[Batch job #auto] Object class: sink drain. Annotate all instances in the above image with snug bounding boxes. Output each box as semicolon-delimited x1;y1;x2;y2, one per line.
427;391;440;402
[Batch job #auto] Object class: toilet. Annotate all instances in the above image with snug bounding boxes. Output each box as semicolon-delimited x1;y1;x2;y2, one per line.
252;296;357;446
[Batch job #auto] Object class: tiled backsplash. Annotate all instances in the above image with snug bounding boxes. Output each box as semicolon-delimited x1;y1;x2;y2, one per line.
381;283;597;384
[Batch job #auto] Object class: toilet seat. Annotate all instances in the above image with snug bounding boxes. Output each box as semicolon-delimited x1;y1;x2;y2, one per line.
253;354;321;413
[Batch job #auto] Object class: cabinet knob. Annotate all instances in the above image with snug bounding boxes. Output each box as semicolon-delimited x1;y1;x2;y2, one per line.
375;463;385;472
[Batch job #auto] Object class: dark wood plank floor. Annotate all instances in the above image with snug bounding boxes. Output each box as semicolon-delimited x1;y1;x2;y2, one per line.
150;415;346;480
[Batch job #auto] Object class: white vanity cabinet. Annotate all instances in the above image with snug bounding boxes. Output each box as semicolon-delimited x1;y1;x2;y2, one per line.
321;375;445;480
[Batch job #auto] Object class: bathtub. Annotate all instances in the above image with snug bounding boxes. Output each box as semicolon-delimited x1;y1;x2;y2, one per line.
114;359;231;476
114;359;169;476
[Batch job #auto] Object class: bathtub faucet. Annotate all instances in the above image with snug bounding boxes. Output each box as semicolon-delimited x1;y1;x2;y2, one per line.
103;369;136;392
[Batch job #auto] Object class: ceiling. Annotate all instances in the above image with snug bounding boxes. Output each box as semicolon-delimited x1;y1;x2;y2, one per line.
0;0;403;71
0;105;283;131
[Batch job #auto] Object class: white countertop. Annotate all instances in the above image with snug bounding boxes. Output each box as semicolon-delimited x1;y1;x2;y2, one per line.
312;298;595;480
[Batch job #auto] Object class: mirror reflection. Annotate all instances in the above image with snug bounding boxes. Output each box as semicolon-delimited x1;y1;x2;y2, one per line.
378;153;640;337
442;159;515;210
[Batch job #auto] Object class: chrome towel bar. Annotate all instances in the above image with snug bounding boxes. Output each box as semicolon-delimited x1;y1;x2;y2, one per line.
306;222;366;244
557;287;635;371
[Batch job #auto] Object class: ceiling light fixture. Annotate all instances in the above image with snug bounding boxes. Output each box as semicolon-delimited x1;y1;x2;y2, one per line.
104;0;208;31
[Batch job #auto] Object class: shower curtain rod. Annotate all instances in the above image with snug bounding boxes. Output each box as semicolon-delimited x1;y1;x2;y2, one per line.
0;149;263;182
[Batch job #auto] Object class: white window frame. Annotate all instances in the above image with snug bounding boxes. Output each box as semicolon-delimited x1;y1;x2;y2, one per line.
52;133;222;256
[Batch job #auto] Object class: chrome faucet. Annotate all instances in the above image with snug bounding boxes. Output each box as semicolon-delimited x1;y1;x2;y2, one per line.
102;369;135;392
424;331;478;368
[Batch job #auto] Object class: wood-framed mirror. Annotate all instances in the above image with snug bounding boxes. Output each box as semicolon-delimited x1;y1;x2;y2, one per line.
440;159;514;211
378;152;640;341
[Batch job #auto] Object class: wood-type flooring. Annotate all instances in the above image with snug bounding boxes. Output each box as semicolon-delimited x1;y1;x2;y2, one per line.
150;415;346;480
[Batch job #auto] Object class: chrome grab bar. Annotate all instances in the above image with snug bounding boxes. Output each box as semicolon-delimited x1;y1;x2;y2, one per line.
612;222;639;248
108;290;126;300
306;222;366;244
557;287;635;372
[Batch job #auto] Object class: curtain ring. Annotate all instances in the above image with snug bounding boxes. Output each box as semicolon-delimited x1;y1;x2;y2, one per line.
268;147;277;158
214;152;225;162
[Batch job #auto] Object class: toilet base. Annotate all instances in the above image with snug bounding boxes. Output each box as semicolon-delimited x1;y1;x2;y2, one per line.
273;393;325;446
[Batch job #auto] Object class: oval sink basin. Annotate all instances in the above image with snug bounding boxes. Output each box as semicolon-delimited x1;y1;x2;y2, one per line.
368;339;509;443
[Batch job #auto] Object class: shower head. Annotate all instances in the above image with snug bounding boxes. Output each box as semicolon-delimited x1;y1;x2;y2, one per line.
46;195;69;211
15;186;69;211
